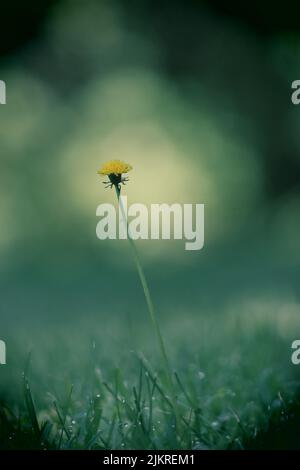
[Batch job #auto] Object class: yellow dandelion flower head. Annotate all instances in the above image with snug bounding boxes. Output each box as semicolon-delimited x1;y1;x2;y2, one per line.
97;160;133;176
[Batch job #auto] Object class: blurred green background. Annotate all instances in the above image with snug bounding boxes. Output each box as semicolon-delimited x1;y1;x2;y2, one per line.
0;0;300;449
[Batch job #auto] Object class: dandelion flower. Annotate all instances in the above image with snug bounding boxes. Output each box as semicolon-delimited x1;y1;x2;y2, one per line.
97;160;132;188
96;159;178;425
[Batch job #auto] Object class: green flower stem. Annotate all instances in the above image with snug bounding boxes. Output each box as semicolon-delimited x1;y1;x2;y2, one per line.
114;185;180;424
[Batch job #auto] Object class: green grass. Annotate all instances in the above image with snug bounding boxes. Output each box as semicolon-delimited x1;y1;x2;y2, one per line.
0;301;299;450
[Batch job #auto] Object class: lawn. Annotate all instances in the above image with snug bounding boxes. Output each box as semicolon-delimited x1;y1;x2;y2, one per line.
0;298;299;450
